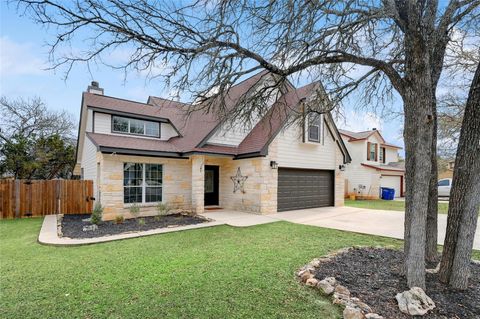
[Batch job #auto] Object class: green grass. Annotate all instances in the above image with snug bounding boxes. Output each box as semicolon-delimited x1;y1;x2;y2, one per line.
345;199;450;214
1;219;479;319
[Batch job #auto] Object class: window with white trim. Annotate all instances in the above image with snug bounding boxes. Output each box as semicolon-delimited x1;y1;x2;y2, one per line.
123;163;163;203
113;116;160;137
308;114;322;142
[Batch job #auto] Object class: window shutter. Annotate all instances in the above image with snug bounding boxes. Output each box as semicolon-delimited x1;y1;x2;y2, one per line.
375;144;378;161
301;103;306;143
382;147;386;163
367;142;371;160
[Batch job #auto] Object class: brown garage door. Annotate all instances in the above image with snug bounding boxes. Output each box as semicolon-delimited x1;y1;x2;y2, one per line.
277;168;334;212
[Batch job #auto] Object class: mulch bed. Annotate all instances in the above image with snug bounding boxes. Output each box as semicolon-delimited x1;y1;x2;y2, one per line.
313;247;480;319
61;213;209;239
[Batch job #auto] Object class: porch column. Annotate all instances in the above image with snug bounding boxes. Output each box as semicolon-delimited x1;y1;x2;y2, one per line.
191;155;205;214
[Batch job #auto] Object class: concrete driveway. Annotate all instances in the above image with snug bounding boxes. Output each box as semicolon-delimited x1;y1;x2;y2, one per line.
271;206;480;250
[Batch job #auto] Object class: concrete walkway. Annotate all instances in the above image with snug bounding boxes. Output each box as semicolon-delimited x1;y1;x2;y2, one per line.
39;207;480;249
270;206;480;250
39;210;278;246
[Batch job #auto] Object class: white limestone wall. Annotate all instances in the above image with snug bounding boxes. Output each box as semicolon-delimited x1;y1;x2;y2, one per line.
99;154;192;220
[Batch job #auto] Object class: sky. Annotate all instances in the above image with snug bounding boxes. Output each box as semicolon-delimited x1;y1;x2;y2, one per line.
0;2;405;154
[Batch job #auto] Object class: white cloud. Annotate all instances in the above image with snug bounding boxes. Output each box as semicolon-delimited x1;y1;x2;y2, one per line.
0;36;46;76
337;110;384;132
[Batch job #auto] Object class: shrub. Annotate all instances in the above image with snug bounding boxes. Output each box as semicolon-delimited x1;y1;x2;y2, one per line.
91;202;103;225
155;202;171;219
129;203;141;218
114;215;125;224
138;218;146;226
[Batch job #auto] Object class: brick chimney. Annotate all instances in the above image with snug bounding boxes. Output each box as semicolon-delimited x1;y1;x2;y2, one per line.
87;81;104;95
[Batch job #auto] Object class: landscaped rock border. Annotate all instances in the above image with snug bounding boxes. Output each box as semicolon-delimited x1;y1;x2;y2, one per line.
296;247;384;319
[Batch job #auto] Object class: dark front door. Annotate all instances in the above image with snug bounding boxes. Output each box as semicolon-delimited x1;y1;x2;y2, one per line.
277;168;334;212
204;165;219;206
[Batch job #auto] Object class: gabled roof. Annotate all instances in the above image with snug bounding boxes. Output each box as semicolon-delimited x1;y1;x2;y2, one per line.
83;93;170;122
361;162;405;172
339;129;402;149
339;129;384;142
76;71;351;163
148;70;272;153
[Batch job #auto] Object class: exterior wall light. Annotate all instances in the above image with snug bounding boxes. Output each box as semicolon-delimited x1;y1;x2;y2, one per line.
270;161;279;169
339;164;346;171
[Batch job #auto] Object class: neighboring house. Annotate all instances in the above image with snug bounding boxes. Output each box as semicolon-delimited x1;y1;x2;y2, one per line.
438;159;454;179
447;160;455;170
74;72;351;220
340;129;405;199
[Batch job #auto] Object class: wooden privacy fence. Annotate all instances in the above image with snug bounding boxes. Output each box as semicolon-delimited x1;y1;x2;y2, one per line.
0;179;94;219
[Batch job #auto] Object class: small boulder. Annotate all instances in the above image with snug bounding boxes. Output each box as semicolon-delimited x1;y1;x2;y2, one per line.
335;284;351;297
309;258;322;268
350;298;372;313
317;280;335;295
300;271;313;282
317;277;336;295
365;314;383;319
396;287;435;316
333;292;350;306
305;278;319;287
82;224;98;232
426;263;440;274
343;305;364;319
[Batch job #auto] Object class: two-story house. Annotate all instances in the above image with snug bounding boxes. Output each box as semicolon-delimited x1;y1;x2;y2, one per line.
339;129;404;199
74;72;351;220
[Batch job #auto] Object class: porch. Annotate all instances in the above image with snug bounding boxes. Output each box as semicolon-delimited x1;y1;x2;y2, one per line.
190;154;277;215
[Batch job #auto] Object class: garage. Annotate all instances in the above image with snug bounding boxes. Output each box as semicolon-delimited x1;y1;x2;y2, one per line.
277;168;334;212
380;175;403;198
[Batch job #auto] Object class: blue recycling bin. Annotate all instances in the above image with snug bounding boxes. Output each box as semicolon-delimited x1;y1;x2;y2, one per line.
381;187;395;200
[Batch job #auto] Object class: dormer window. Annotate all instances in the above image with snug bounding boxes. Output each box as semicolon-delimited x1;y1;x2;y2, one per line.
112;116;160;137
308;114;322;143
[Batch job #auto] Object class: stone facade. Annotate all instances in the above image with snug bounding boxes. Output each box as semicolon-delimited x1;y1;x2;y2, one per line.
95;134;344;220
203;154;277;214
335;147;346;206
99;153;192;221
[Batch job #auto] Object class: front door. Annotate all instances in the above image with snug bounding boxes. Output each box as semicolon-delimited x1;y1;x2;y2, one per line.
204;165;219;206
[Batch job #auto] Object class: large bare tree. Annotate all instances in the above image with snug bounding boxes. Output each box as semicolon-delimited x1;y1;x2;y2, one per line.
14;0;480;289
438;61;480;290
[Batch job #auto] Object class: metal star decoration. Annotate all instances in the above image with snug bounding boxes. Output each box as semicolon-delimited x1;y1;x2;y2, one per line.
231;167;248;193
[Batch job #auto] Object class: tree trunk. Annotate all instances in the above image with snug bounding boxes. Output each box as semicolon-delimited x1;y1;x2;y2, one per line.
438;62;480;290
402;27;435;289
426;100;439;262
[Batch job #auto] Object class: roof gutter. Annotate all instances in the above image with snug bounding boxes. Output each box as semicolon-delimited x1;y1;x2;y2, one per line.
99;147;187;159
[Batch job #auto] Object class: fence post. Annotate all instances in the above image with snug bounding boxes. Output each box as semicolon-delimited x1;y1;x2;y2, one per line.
14;180;21;219
56;180;61;215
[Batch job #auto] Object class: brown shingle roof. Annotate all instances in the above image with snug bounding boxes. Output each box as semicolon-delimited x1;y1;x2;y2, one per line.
339;129;377;140
83;93;169;120
86;132;181;154
81;72;349;160
148;71;273;154
339;129;402;149
361;163;405;172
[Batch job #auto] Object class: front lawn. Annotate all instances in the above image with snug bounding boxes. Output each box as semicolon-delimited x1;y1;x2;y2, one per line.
1;219;479;319
345;199;450;214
